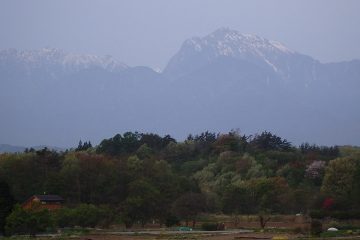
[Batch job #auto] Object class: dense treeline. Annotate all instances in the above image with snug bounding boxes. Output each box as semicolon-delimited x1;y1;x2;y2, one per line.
1;130;360;234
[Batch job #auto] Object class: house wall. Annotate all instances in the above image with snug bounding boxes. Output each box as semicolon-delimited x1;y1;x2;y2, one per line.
22;197;62;211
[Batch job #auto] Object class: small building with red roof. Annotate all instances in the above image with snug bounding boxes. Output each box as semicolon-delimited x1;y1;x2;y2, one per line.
22;195;64;211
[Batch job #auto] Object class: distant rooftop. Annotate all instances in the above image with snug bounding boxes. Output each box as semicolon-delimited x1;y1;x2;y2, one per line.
34;194;64;202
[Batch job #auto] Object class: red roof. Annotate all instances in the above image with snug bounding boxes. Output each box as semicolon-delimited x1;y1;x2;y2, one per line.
33;195;64;202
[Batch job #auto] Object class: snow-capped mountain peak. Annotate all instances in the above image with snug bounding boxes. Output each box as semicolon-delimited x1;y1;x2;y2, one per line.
164;28;312;78
184;28;295;58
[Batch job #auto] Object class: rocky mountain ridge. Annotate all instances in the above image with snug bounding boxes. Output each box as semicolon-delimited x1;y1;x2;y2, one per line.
1;28;359;147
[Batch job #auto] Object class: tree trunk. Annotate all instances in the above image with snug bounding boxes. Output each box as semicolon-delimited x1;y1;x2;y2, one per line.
233;214;240;227
259;215;271;229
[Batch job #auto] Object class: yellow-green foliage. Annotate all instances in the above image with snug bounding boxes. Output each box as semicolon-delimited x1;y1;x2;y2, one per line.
272;236;289;240
339;146;360;157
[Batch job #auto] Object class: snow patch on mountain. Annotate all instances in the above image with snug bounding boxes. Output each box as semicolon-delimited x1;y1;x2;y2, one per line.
164;27;315;79
187;28;295;63
0;48;128;72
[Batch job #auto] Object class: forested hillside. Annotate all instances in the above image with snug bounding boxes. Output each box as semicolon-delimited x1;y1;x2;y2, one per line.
1;130;359;231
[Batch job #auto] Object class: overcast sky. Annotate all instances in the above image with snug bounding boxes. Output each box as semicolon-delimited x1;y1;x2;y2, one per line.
1;0;359;70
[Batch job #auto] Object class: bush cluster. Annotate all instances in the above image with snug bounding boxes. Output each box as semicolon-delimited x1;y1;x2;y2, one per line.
310;220;323;236
309;209;360;220
4;204;113;236
54;204;114;228
5;206;53;236
201;222;225;231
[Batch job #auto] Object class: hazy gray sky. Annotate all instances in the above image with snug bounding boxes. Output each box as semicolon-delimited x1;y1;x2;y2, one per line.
1;0;359;69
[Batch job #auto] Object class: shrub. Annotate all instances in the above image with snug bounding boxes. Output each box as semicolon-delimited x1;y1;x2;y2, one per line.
54;207;75;228
330;210;360;219
165;214;180;227
201;222;225;231
309;209;325;219
201;222;218;231
320;230;347;238
272;236;289;240
4;206;29;235
73;204;102;227
5;205;53;236
309;209;360;220
292;227;303;234
310;220;323;236
54;204;112;228
97;206;115;228
337;225;358;230
326;220;340;229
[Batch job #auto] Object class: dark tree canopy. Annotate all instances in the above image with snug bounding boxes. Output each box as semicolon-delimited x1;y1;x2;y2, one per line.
0;179;14;234
172;192;207;227
250;131;292;151
76;140;92;151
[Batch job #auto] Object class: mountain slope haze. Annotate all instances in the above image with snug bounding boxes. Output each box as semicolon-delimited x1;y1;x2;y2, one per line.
1;28;359;147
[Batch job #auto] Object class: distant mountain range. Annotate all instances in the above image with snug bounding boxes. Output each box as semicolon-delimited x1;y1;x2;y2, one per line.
0;144;64;153
1;28;359;147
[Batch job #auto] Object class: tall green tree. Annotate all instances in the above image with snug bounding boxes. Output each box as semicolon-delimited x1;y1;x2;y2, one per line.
122;179;160;227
